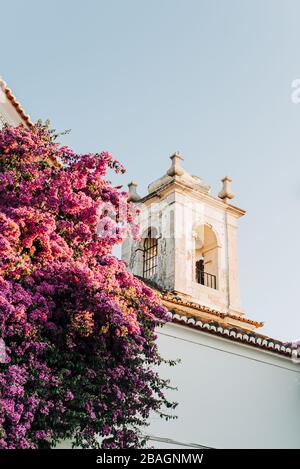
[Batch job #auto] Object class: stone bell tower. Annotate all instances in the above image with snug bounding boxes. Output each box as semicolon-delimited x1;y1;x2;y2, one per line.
121;153;246;318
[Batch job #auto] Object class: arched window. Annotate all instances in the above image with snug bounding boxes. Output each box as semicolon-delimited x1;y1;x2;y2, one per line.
194;225;218;289
143;228;158;279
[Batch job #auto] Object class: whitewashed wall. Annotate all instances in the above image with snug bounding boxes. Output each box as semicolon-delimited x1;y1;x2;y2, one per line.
0;94;25;128
57;322;300;449
147;323;300;449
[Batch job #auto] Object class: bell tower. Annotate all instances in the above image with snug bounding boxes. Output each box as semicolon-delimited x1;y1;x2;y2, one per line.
122;153;245;318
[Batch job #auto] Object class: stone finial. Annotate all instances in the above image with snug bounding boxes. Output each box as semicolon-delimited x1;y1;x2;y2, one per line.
218;176;235;203
128;181;141;202
167;151;185;177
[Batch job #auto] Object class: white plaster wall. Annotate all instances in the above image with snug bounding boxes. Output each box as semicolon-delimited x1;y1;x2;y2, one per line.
0;94;24;128
148;323;300;448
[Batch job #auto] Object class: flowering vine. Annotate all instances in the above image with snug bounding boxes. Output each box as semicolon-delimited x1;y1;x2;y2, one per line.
0;123;176;449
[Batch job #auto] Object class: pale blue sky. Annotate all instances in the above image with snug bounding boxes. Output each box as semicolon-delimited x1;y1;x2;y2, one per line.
2;0;300;340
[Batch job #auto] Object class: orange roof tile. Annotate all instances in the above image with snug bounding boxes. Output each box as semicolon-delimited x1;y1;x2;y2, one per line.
161;292;264;329
169;311;297;360
0;78;33;128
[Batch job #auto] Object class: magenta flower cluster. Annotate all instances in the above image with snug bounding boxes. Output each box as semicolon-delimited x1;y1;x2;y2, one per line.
0;123;176;449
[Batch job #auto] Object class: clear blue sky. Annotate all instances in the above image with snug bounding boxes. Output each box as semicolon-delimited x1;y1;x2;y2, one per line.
2;0;300;340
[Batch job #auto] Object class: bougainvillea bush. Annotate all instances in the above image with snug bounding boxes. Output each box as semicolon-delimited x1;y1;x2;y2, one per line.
0;123;176;449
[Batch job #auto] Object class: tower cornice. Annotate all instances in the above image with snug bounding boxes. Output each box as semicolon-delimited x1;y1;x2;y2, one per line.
137;179;246;218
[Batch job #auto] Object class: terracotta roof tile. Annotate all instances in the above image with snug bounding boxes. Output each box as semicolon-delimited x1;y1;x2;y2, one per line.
137;276;297;360
161;292;264;329
169;310;297;360
0;78;33;128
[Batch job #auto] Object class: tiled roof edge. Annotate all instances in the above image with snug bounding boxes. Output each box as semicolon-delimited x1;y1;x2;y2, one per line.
0;78;33;128
169;311;297;360
162;294;264;328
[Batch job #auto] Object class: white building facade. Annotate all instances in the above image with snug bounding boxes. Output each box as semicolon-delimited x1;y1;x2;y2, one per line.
149;322;300;449
2;78;299;448
123;153;300;449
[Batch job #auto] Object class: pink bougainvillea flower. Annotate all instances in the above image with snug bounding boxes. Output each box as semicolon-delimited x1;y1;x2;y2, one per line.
0;123;175;450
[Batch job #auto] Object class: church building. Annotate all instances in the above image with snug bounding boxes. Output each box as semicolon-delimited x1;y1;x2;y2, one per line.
122;153;300;449
1;78;300;449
